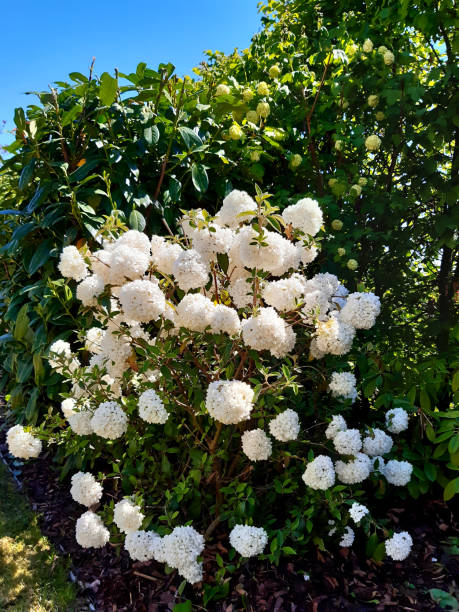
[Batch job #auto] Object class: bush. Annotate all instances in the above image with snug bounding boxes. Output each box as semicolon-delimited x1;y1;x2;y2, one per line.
7;189;417;587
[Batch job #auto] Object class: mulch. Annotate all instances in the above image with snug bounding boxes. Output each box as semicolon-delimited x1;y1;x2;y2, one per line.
0;433;458;612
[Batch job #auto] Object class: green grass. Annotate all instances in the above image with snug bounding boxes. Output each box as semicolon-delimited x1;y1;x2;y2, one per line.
0;460;76;611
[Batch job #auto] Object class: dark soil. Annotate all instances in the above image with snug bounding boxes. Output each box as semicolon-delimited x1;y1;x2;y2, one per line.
1;434;458;612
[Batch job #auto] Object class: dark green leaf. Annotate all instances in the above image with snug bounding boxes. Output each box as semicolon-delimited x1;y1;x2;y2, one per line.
99;72;118;106
191;163;208;193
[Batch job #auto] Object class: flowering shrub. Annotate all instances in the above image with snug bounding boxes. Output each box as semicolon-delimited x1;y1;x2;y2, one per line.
7;188;414;583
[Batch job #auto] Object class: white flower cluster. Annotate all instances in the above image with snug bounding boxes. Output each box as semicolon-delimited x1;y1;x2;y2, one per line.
70;472;103;507
339;526;355;547
114;499;144;533
241;429;273;461
138;389;169;424
124;530;162;562
340;292;381;329
175;294;240;336
58;246;88;282
205;380;254;424
302;455;335;490
91;401;128;439
6;425;42;459
384;460;413;486
349;502;369;523
281;198;323;237
75;511;110;548
385;408;409;433
242;307;296;358
269;409;300;442
329;372;357;402
161;526;205;584
385;532;412;561
229;525;268;557
362;428;393;456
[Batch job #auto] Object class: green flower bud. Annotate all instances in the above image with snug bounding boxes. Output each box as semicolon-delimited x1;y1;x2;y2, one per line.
229;124;243;140
332;219;343;231
289;154;302;169
256;101;271;118
215;84;230;96
257;81;270;96
347;259;358;270
269;65;281;79
338;248;346;256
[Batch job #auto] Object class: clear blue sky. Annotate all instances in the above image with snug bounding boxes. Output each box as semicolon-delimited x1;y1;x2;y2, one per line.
0;0;261;149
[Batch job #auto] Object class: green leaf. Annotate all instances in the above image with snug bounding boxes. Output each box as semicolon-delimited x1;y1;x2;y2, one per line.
172;601;192;612
26;186;47;213
99;72;118;106
129;210;146;231
33;353;45;386
143;125;160;145
26;387;39;420
443;477;459;502
420;389;431;412
14;107;26;133
27;240;53;275
452;371;459;392
191;163;208;193
448;434;459;455
424;463;437;482
19;160;36;190
178;126;203;150
13;305;29;342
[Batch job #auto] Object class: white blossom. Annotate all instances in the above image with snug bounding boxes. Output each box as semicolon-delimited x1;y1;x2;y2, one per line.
325;415;347;440
91;401;128;439
242;307;296;358
75;511;110;549
339;526;355;547
335;453;372;484
329;372;357;402
114;499;144;533
230;525;268;557
269;409;300;442
70;472;103;507
282;198;323;237
76;274;105;306
263;275;305;312
138;389;169;424
385;532;412;560
6;425;42;459
241;429;272;461
206;380;254;425
385;408;409;433
302;455;335;490
124;530;160;562
349;502;369;523
333;429;362;455
215;190;256;228
340;292;381;329
384;460;413;486
58;246;88;282
162;526;205;584
118;280;166;323
362;428;393;456
173;249;209;291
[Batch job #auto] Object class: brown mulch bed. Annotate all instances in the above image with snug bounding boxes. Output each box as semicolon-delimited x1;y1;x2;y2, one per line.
0;435;458;612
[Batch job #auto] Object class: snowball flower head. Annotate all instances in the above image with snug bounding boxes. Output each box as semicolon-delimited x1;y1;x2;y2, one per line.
365;134;381;152
110;244;150;282
58;246;88;282
241;429;272;461
162;526;205;584
68;407;94;436
262;275;305;312
340;292;381;329
6;425;42;459
216;84;230;96
385;532;412;560
331;219;343;230
362;428;393;456
312;315;355;358
325;415;347;440
257;101;270;118
335;452;372;484
257;81;269;96
175;293;215;333
329;372;357;402
124;530;160;562
151;235;182;275
363;39;373;53
339;526;355;547
230;525;268;557
215;190;256;228
210;304;241;336
75;511;110;549
118;280;166;323
48;340;72;369
349;502;369;523
138;389;168;424
77;274;105;306
70;472;103;507
61;398;77;418
347;259;358;271
385;408;409;433
172;249;209;291
242;307;296;358
282;198;323;237
206;380;254;425
368;94;379;107
384;50;395;65
334;429;362;455
269;409;300;442
384;460;413;486
91;401;128;439
114;499;144;533
302;455;335;490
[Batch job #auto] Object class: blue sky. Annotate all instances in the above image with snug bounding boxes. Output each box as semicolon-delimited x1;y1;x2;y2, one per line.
1;0;261;149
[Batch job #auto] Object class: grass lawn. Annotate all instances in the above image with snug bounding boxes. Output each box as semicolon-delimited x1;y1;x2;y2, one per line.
0;459;76;611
